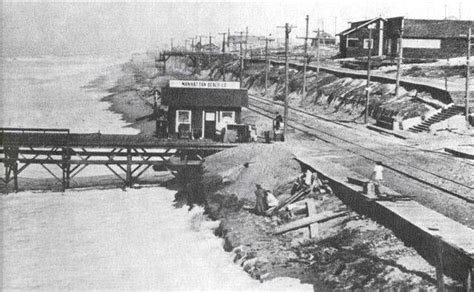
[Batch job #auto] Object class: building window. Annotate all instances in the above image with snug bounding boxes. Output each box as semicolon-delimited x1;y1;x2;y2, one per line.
347;38;360;48
402;38;441;49
221;111;235;124
205;112;216;121
176;110;191;133
363;38;374;49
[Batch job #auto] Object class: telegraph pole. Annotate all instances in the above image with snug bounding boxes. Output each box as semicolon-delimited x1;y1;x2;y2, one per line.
245;26;249;59
170;38;174;51
199;35;206;52
227;28;230;48
208;34;214;63
219;32;227;81
465;28;472;126
395;21;404;97
190;37;195;52
219;32;227;53
316;29;321;73
259;35;275;95
303;15;309;98
365;27;373;124
278;23;295;139
185;39;189;52
235;30;246;88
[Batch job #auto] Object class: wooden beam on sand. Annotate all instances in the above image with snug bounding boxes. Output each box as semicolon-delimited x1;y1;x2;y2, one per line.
274;211;347;235
306;199;318;238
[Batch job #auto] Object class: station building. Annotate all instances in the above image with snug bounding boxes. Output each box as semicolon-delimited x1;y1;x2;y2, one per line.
338;17;473;59
161;80;248;140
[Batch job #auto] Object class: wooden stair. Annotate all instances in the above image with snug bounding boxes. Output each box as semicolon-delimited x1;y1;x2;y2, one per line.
408;104;464;133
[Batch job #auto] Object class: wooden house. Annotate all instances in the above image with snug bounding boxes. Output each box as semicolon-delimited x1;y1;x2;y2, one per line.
161;80;248;139
338;17;473;59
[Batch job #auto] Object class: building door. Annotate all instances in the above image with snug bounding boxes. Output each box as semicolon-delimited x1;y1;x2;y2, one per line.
204;111;216;139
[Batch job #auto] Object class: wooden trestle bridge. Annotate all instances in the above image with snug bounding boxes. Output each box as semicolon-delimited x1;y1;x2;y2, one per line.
0;128;236;192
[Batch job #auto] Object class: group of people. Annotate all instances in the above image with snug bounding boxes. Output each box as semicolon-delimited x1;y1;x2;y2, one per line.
253;162;385;216
291;169;332;197
254;184;279;215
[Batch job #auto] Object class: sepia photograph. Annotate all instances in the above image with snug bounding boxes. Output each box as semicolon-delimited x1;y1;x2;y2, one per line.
1;0;473;290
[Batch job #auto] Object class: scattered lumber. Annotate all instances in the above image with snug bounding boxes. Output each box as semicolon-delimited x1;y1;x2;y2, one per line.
274;211;347;235
347;176;368;187
265;188;310;216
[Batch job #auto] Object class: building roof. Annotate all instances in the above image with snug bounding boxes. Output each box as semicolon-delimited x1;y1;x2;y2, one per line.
338;17;386;36
161;87;248;108
339;16;473;38
401;18;474;38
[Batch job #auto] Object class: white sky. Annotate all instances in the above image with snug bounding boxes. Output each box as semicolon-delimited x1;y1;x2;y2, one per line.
2;0;474;56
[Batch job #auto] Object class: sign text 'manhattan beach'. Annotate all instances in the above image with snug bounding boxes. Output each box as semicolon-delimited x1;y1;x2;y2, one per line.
169;80;241;89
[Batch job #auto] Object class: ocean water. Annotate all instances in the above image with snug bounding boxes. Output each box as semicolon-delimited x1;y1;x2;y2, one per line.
0;55;312;291
1;54;137;133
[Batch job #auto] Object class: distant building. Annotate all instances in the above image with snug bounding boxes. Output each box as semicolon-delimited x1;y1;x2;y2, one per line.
310;31;336;47
161;80;248;140
196;42;221;53
228;35;263;54
337;17;473;59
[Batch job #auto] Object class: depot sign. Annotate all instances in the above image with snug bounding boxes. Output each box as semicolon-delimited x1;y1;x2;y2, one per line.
169;80;241;89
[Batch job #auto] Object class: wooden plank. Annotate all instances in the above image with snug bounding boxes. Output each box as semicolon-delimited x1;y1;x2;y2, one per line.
347;176;369;187
306;199;319;239
274;211;346;235
444;147;474;160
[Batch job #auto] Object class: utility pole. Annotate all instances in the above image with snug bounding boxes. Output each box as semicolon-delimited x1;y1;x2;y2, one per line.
395;20;404;97
259;35;275;95
313;29;321;73
278;23;296;139
235;30;246;88
465;28;472;126
185;39;189;52
198;35;206;52
227;28;230;48
219;32;227;53
296;15;310;98
208;34;214;63
170;38;174;51
365;27;373;124
219;32;227;81
245;26;249;59
303;15;309;99
190;37;195;52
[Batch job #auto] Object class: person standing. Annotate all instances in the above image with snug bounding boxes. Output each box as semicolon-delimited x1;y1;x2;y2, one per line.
273;112;283;130
254;184;268;215
371;161;384;196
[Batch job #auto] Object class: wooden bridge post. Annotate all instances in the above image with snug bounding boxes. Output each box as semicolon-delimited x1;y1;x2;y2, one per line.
465;264;472;292
61;147;71;191
13;157;18;193
61;148;66;192
66;148;71;188
435;236;445;292
126;148;132;187
4;148;10;194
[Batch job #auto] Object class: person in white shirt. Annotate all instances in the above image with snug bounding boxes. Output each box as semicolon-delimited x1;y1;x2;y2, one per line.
371;161;384;196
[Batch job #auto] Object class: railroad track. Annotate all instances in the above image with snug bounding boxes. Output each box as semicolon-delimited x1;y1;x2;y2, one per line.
247;94;474;203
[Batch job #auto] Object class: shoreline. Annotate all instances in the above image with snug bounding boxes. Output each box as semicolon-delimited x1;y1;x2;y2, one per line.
93;53;468;290
7;52;467;289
